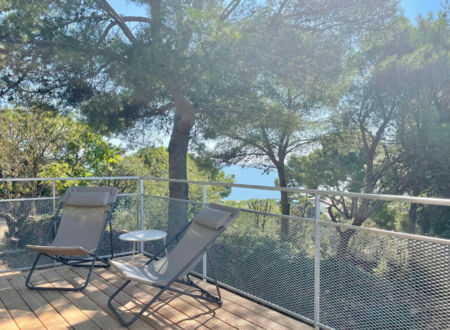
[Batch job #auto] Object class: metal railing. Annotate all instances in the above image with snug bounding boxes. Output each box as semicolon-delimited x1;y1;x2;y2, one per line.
0;176;449;330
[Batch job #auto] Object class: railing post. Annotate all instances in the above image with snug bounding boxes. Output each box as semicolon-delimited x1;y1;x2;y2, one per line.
202;184;207;281
139;177;145;253
52;178;57;267
52;179;56;211
314;194;321;329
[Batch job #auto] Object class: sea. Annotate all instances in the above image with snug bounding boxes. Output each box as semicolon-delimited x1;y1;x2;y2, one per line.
222;165;280;201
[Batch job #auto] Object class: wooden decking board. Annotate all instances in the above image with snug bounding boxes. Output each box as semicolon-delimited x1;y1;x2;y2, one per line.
96;262;260;329
172;280;279;330
58;267;153;330
8;275;71;329
27;273;99;330
95;267;243;329
0;293;20;329
72;267;179;329
0;256;313;330
0;278;45;329
137;282;235;330
217;286;311;330
58;268;151;330
46;268;125;329
190;278;311;330
94;268;194;329
121;256;285;329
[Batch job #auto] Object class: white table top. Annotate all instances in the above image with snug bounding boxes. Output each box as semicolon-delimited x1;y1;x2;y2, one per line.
119;230;167;242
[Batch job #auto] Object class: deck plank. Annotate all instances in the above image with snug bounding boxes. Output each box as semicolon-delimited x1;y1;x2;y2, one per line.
89;268;196;329
192;278;312;330
113;257;236;329
57;268;154;330
0;294;20;330
46;268;126;329
0;256;313;330
72;267;179;329
96;266;261;330
28;272;99;330
96;268;226;329
122;255;297;329
0;278;45;329
8;275;71;329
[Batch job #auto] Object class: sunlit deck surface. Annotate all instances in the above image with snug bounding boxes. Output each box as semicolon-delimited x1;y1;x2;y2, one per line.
0;255;312;329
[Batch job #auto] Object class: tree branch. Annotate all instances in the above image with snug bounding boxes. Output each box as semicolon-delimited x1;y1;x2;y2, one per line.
220;0;241;21
95;0;138;44
99;16;152;43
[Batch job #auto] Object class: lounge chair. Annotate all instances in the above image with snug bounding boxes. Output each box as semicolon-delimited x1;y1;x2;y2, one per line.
108;203;241;326
25;186;118;291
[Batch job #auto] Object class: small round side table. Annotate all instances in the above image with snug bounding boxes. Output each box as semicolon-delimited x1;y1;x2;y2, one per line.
119;230;167;255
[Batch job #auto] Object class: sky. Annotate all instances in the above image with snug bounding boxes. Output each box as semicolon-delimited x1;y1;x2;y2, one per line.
110;0;443;201
401;0;442;21
113;0;443;21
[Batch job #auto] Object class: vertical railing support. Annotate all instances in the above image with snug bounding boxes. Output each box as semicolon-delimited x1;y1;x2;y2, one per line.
202;184;207;281
52;179;56;211
52;178;57;267
314;194;321;329
139;177;145;253
136;178;140;230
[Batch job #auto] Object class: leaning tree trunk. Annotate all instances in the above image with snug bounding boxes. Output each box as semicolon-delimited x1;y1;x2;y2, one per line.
337;229;355;259
408;203;419;234
277;164;290;242
166;87;195;240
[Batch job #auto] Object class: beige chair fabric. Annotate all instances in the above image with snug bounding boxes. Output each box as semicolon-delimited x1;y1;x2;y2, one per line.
26;186;118;256
64;191;110;207
193;206;232;229
110;203;240;285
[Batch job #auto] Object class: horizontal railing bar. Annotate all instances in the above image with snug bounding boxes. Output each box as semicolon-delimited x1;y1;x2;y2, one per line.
0;193;137;203
141;194;450;245
0;176;140;182
0;196;57;202
318;219;450;245
142;176;450;207
1;175;449;206
144;194;203;205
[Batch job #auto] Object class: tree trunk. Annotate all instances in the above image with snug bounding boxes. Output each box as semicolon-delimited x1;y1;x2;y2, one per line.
166;87;195;240
337;229;355;259
277;164;290;241
408;203;418;234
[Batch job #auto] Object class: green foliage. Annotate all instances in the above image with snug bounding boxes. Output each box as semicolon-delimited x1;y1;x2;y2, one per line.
288;130;366;192
109;146;233;202
287;10;450;238
0;107;122;197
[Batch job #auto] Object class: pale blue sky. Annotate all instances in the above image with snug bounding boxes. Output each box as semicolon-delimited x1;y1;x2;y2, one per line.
113;0;443;21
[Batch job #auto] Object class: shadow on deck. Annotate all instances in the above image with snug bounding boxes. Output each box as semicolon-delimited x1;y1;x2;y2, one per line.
0;255;313;329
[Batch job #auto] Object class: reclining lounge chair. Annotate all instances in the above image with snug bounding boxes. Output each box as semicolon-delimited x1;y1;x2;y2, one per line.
108;203;241;326
25;186;118;291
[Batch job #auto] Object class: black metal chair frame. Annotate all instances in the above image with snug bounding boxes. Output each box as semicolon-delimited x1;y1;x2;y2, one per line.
108;221;225;327
25;200;117;291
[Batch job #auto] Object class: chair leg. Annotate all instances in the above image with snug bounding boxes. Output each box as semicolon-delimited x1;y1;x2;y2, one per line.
25;253;41;290
26;253;97;291
175;276;222;306
109;220;114;260
108;280;169;326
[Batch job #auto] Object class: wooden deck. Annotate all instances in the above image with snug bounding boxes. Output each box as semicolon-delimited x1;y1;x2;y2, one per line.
0;255;312;329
